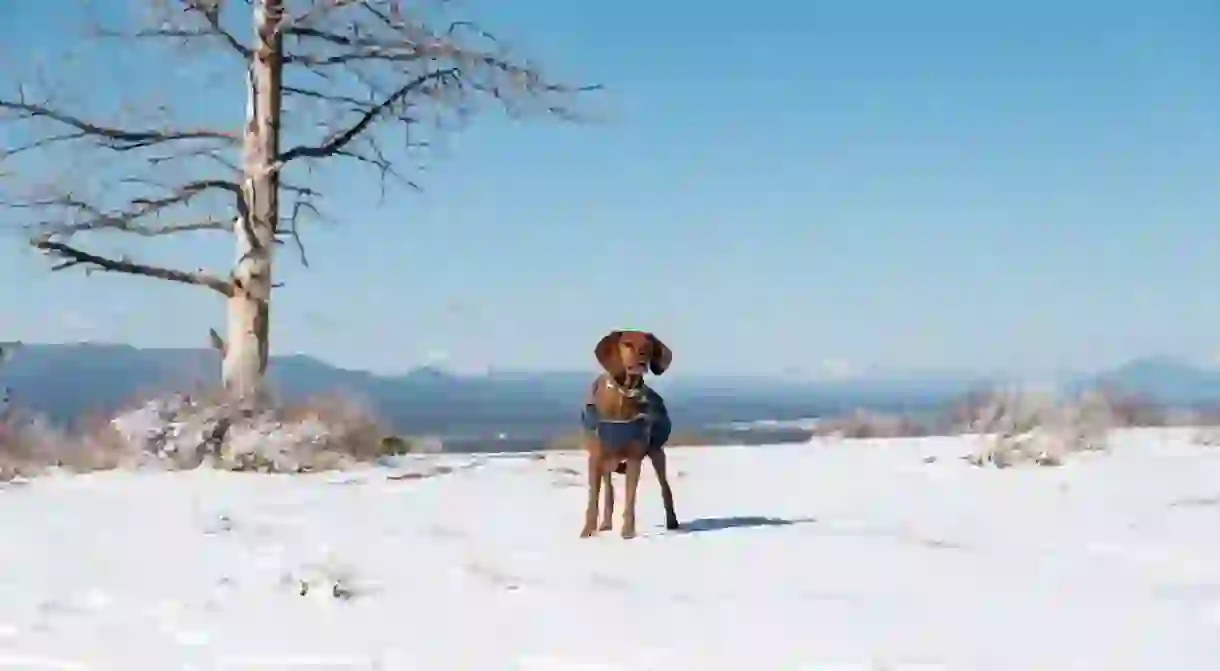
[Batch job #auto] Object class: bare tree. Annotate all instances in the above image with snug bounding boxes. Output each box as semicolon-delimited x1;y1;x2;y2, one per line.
0;0;593;398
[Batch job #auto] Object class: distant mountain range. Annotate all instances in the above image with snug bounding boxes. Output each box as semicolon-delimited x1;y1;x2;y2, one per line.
2;343;1219;445
1070;356;1220;407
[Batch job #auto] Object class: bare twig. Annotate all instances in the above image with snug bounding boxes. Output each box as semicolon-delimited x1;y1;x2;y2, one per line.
96;0;253;59
4;178;239;239
281;69;457;163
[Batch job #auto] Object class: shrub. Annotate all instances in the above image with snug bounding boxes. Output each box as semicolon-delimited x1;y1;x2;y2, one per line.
809;410;931;440
3;388;412;478
0;408;134;480
964;388;1115;468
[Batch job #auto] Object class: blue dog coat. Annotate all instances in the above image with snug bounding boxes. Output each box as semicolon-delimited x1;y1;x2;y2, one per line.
581;383;671;454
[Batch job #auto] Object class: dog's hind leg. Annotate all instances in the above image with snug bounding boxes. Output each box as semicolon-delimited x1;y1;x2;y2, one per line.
648;449;680;530
580;450;604;538
620;454;643;539
599;469;615;531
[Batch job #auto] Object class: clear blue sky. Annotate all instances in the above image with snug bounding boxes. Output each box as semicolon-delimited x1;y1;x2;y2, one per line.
1;0;1218;378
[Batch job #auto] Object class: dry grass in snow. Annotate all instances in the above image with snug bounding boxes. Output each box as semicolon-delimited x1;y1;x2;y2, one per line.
959;389;1118;467
1;390;412;480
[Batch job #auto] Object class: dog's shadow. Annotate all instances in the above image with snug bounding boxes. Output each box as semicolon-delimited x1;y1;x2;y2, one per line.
673;515;817;535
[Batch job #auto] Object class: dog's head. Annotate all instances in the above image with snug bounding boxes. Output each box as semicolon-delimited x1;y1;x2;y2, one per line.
594;330;672;378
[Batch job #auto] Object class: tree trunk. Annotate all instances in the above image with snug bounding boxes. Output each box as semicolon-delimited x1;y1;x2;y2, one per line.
223;0;283;400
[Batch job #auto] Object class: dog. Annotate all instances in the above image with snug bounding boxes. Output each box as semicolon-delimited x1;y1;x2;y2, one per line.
579;329;679;539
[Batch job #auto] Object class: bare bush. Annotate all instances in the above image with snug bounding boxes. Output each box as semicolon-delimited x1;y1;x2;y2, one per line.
800;386;1169;446
942;387;1002;434
112;391;406;472
3;389;414;479
1100;388;1168;427
276;392;391;460
964;388;1116;468
1190;409;1220;447
1;412;66;480
808;410;931;440
1;409;134;480
1188;402;1220;446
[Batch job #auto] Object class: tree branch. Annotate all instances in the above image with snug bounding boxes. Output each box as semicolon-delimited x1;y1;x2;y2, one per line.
280;69;457;163
282;85;369;110
97;0;253;59
6;179;239;238
33;238;234;296
0;96;239;152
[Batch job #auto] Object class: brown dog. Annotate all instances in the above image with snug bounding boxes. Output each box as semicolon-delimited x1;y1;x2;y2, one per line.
580;330;679;539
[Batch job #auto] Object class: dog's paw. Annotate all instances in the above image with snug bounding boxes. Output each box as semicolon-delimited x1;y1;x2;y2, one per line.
665;519;681;531
579;525;598;538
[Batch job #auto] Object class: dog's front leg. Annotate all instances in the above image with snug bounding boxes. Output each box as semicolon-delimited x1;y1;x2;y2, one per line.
621;453;643;539
599;469;615;531
648;450;680;530
580;449;604;538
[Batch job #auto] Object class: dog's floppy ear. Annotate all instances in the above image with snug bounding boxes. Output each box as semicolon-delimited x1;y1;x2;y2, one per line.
648;333;672;375
594;330;624;375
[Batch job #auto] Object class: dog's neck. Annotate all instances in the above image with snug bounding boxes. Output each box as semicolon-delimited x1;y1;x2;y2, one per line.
606;371;645;398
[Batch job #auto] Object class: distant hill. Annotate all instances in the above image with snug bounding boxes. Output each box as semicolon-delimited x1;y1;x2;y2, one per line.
4;344;1219;444
0;343;990;441
1070;356;1220;406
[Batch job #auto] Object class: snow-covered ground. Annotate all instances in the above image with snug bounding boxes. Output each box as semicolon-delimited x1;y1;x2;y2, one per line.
2;429;1220;670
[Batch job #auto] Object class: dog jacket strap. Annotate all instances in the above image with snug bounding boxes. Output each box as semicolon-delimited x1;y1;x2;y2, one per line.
587;375;603;406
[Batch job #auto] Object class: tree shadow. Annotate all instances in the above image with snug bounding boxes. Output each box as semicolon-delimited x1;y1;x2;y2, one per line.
675;515;818;535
